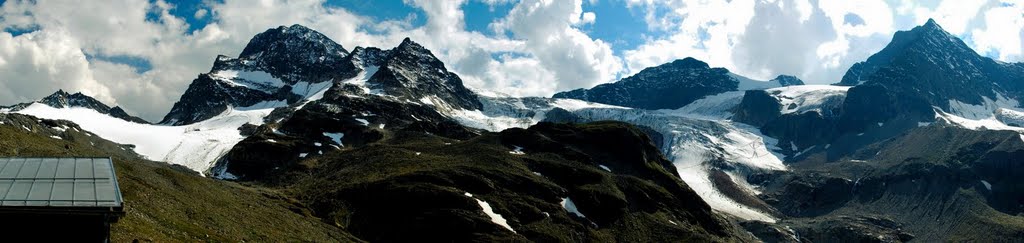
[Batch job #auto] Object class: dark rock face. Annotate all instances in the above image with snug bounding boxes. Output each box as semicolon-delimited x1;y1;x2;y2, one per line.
732;90;782;127
238;24;351;83
364;38;482;111
837;19;1024;111
733;89;841;155
159;74;297;125
836;84;934;135
756;126;1024;241
553;57;740;110
160;25;358;125
162;30;482;125
259;121;739;242
216;82;479;180
771;75;805;87
744;216;914;243
7;90;149;123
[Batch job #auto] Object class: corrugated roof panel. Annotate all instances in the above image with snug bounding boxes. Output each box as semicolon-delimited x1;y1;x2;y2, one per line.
50;179;74;206
36;158;58;179
55;158;75;178
3;180;32;205
74;158;93;179
16;158;42;178
0;158;9;175
26;181;53;206
0;158;122;209
92;160;111;179
0;181;12;200
0;159;24;179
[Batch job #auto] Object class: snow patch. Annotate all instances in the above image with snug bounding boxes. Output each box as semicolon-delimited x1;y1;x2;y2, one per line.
293;81;334;109
732;73;780;90
341;66;381;95
509;146;525;155
448;109;535;132
210;70;287;94
666;91;745;119
323;132;344;146
767;85;850;116
354;118;369;126
940;94;1024;131
551;98;624;111
464;192;516;233
561;197;586;219
935;108;1024;132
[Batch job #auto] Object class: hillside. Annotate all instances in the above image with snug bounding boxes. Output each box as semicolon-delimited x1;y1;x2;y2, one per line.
0;113;359;242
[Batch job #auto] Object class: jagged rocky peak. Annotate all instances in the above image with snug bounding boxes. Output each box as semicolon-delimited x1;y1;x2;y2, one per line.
240;24;348;60
771;75;805;86
836;17;1024;110
552;57;740;110
40;89;106;110
345;37;482;111
347;46;390;68
161;24;360;125
14;89;151;124
667;57;711;70
212;24;354;84
837;18;982;87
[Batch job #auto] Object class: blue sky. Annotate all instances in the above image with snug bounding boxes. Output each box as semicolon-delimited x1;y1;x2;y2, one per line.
161;0;655;55
0;0;1021;120
50;0;1017;80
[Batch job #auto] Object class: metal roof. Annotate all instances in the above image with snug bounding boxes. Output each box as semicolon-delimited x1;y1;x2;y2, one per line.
0;158;123;208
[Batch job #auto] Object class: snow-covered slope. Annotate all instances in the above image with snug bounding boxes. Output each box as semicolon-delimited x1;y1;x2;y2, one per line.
12;101;285;174
934;93;1024;132
767;85;850;117
453;94;787;222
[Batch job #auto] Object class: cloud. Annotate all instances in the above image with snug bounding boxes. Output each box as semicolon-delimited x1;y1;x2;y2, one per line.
0;0;1022;121
620;0;1001;85
971;1;1024;62
621;0;758;76
490;0;622;92
0;30;115;105
815;0;894;69
581;12;596;25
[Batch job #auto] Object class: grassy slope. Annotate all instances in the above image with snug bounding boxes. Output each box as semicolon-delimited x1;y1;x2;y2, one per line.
776;126;1024;241
0;114;359;242
256;121;742;242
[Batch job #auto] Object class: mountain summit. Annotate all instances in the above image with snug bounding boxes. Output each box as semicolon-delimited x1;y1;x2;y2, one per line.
160;25;359;125
236;24;351;83
553;57;802;110
360;37;482;111
4;90;149;123
837;18;1023;107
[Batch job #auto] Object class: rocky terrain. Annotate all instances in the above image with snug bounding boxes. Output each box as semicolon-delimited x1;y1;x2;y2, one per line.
3;18;1023;242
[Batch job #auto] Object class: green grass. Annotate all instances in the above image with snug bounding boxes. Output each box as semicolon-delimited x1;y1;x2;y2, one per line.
0;114;359;242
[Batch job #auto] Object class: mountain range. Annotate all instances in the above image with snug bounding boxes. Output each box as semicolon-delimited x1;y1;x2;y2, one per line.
1;18;1023;242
